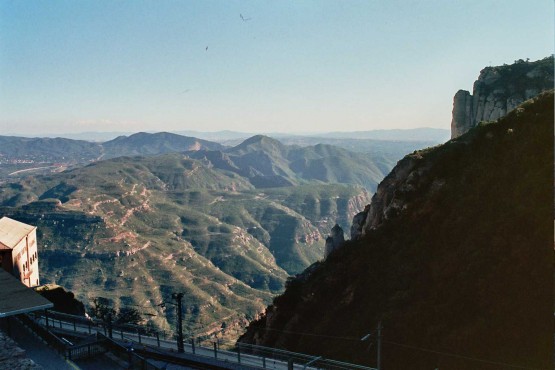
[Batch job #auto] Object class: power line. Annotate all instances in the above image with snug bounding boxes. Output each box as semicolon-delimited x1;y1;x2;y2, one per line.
254;326;362;342
382;340;542;370
245;326;543;370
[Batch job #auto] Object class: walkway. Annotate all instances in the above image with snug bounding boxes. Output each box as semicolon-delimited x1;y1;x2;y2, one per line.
6;317;77;370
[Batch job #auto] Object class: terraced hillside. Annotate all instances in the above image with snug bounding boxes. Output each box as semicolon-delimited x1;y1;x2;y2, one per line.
0;151;370;339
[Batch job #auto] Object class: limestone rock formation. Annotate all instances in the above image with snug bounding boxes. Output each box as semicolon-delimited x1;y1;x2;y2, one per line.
360;153;435;235
451;56;553;138
350;204;370;241
324;223;345;258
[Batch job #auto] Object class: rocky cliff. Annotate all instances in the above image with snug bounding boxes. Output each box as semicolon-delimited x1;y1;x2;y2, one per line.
451;56;553;138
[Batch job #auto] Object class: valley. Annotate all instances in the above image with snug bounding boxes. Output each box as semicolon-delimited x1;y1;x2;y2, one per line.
0;135;380;339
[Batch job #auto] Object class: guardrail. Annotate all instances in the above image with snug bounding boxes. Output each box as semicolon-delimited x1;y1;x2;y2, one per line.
29;310;375;370
18;313;162;369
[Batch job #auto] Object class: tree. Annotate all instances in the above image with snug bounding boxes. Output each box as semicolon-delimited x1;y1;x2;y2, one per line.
115;307;143;325
91;297;143;326
91;297;116;323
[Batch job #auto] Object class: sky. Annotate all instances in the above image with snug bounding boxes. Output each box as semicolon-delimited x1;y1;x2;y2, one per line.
0;0;553;136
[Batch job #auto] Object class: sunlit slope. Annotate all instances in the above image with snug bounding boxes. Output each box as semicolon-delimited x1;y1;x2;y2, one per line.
0;151;370;335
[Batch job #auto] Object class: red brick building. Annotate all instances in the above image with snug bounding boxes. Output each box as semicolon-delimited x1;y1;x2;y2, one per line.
0;217;40;287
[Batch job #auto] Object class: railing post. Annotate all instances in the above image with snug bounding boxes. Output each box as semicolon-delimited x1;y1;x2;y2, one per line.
288;358;294;370
156;332;160;348
377;320;382;370
262;356;266;368
138;328;142;344
237;344;241;363
107;314;113;339
213;342;217;359
191;338;195;354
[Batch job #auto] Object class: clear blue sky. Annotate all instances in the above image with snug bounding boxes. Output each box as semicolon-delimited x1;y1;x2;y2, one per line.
0;0;553;135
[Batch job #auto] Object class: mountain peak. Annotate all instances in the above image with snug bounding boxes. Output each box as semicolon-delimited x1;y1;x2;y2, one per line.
102;131;223;158
241;134;281;146
230;135;287;155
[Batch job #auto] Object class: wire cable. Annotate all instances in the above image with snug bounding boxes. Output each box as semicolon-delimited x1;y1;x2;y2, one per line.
382;339;543;370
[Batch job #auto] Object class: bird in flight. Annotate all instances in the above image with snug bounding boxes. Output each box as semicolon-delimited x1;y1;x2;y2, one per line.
205;46;208;51
240;13;251;21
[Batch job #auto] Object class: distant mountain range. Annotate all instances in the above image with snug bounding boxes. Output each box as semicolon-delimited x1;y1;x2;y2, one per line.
186;135;390;192
0;130;443;182
5;128;450;144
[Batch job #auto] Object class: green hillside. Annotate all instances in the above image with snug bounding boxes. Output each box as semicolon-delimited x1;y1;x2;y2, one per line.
0;152;370;338
188;135;388;192
102;132;225;158
238;91;553;369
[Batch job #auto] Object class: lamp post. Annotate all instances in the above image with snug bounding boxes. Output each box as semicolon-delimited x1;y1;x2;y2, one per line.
361;320;382;370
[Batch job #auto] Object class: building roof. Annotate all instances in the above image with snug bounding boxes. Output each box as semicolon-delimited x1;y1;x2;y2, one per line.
0;217;36;250
0;269;53;317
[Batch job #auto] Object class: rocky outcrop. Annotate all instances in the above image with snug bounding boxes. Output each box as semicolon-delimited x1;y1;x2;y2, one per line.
451;56;553;138
350;204;370;241
324;224;345;258
360;153;436;235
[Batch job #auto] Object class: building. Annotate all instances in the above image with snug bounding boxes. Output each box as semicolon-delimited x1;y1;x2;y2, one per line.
0;217;39;287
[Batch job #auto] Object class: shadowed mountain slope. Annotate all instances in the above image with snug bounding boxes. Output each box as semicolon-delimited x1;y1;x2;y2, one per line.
238;91;553;370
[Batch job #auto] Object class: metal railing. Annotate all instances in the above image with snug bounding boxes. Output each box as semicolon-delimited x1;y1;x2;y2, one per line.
28;310;375;370
66;340;107;361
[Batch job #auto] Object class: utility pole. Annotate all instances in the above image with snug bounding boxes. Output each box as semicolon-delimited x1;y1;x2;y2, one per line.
172;292;185;353
377;321;382;370
107;312;113;339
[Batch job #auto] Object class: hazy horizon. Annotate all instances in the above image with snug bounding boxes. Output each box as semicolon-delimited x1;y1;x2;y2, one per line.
1;1;553;135
1;127;452;145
